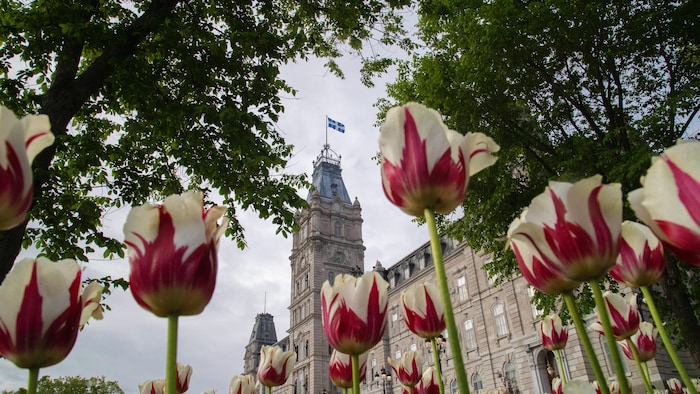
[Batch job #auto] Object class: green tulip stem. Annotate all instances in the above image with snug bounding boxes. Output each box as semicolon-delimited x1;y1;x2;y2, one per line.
431;337;446;394
268;387;272;394
408;386;414;394
425;209;470;394
563;292;610;394
554;349;567;384
343;388;348;394
352;353;360;394
27;368;39;394
640;286;697;394
589;280;629;394
167;314;179;394
626;338;654;393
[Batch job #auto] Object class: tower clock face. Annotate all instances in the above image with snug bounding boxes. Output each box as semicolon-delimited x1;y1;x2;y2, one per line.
334;251;346;265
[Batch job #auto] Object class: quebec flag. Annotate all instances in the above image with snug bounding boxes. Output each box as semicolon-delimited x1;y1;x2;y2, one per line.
327;117;345;133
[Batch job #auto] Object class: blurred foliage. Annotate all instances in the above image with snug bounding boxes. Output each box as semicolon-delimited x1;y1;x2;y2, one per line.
1;375;123;394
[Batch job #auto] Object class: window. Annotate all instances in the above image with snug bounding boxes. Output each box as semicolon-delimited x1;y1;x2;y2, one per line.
392;312;399;322
334;221;342;236
457;275;468;301
472;373;483;391
451;380;458;394
527;286;543;319
601;337;628;375
504;362;518;392
493;303;508;336
410;343;417;351
404;265;411;279
463;319;477;349
328;271;335;285
304;339;309;359
395;350;401;359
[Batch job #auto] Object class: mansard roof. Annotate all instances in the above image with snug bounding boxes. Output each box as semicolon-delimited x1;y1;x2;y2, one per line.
307;144;352;205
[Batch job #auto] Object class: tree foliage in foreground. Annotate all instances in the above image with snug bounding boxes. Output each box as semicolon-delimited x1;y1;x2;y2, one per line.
382;0;700;365
0;0;411;280
1;375;123;394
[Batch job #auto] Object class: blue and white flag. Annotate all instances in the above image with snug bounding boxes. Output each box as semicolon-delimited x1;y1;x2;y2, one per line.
327;117;345;133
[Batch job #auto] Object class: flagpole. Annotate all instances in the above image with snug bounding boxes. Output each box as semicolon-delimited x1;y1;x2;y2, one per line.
325;115;328;148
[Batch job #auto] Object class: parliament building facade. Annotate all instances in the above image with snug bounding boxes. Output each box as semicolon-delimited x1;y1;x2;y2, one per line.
243;146;698;394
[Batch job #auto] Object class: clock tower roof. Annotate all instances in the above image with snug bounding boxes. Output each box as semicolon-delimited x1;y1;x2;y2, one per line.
307;144;352;205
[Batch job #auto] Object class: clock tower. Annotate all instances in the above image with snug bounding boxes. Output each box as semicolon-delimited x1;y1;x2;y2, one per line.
286;144;365;394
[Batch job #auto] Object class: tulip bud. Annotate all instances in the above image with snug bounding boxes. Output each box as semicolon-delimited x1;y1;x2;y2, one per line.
508;175;622;292
0;257;100;369
257;345;295;387
379;102;499;217
619;321;657;362
590;292;640;341
611;221;665;287
230;374;256;394
388;350;423;387
400;282;446;339
321;272;388;355
629;140;700;266
329;350;367;389
0;105;53;230
539;314;568;350
124;191;228;317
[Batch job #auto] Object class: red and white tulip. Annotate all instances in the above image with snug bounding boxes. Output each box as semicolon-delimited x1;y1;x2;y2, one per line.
590;292;640;341
139;380;166;394
388;350;423;388
124;191;228;317
400;282;446;339
418;367;440;394
176;362;192;393
329;350;367;389
552;377;563;394
611;221;666;287
379;102;499;217
0;257;103;369
321;272;388;355
629;140;700;266
668;378;684;394
229;374;256;394
620;321;657;362
539;314;568;351
508;175;622;290
257;345;295;387
0;105;53;230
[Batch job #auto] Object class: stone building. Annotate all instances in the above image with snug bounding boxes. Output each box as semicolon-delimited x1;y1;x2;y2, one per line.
245;145;698;394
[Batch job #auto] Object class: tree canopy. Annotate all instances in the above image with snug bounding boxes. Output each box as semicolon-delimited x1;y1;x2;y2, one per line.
0;0;410;280
382;0;699;364
1;375;123;394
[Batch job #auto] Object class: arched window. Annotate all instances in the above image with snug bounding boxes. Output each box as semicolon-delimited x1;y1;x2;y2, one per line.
451;380;458;394
472;373;483;392
334;221;342;236
504;361;518;392
463;319;477;349
493;303;508;336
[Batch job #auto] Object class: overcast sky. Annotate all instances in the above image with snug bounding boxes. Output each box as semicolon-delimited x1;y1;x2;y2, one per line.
0;54;430;393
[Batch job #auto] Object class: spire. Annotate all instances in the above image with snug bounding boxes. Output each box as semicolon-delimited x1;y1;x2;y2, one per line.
307;144;352;205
